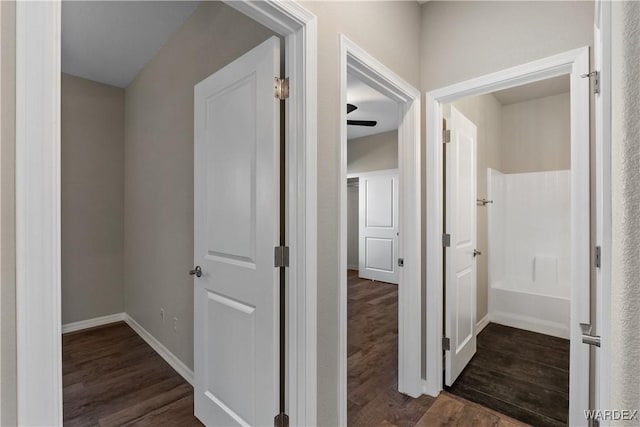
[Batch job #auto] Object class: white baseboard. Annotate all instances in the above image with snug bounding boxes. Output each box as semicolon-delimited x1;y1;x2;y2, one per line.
347;265;359;271
476;315;490;334
489;311;569;339
124;314;194;385
62;312;125;334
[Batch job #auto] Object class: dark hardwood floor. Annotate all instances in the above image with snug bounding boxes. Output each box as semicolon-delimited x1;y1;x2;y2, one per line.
347;270;435;426
63;321;203;426
446;323;570;427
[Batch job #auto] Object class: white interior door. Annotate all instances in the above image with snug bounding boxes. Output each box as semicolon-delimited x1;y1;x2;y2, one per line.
193;36;280;426
358;170;399;284
444;106;478;386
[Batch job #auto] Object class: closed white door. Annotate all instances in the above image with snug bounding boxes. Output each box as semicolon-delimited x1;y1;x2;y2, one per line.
193;36;280;426
445;106;478;386
358;170;399;284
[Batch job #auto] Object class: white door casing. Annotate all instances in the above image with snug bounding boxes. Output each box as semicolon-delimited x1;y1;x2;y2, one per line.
193;36;280;426
444;106;478;386
358;169;399;284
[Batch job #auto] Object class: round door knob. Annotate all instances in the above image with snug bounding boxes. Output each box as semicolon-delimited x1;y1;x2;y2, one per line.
189;266;202;277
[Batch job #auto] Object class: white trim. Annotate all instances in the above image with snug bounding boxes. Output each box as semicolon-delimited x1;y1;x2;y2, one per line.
594;0;612;419
124;314;194;386
347;265;359;271
16;1;317;425
346;168;399;180
15;2;62;426
61;313;126;334
475;315;490;334
338;34;422;426
425;47;591;426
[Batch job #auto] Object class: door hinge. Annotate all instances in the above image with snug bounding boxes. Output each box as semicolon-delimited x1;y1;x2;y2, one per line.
442;233;451;247
274;246;289;268
595;245;601;269
442;336;451;351
443;129;451;144
398;258;404;267
274;412;289;427
275;77;289;100
581;70;600;95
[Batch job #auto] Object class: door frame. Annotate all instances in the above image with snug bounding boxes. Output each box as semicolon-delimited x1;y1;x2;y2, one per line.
338;35;422;426
14;1;317;425
425;47;591;425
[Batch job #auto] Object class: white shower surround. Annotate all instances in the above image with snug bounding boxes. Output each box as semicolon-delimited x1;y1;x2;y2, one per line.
488;168;571;339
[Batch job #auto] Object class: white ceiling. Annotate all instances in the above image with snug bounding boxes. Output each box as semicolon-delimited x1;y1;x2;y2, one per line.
347;74;399;140
62;1;200;88
493;75;570;105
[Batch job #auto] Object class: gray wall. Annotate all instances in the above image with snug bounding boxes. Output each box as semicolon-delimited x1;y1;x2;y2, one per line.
1;1;16;424
61;73;125;324
450;94;503;321
123;1;276;370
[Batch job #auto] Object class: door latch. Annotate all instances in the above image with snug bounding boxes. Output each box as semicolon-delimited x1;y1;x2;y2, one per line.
580;323;601;347
398;258;404;267
189;266;202;278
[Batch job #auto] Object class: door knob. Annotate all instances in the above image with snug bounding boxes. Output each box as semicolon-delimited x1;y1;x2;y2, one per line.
473;249;482;257
189;266;202;278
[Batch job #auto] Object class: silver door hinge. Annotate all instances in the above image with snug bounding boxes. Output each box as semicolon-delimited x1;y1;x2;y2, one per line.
275;77;289;100
443;129;451;144
398;258;404;267
581;71;600;94
580;323;601;347
274;246;289;268
442;233;451;247
595;246;601;269
442;337;451;351
274;413;289;427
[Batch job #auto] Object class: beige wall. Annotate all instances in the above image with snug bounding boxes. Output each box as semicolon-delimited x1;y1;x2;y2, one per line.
124;1;276;370
61;73;125;324
450;94;502;321
347;130;398;174
301;2;422;423
501;92;571;173
0;1;16;424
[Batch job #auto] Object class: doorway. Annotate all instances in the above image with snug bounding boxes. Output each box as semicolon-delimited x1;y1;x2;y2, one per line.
425;47;591;425
338;35;422;425
14;1;317;425
442;77;573;425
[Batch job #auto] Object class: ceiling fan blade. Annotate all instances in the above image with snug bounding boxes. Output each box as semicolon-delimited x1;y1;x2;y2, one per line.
347;120;377;127
347;103;358;114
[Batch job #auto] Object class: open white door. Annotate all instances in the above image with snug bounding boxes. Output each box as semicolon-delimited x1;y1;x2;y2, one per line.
193;36;280;426
358;170;400;284
444;106;478;386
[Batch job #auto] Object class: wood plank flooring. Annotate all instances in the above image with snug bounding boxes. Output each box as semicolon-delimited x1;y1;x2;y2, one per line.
63;321;203;426
347;270;435;426
446;323;570;427
347;271;529;427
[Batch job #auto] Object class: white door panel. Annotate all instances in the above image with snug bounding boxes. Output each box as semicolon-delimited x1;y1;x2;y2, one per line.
445;106;478;386
358;170;399;284
194;36;280;426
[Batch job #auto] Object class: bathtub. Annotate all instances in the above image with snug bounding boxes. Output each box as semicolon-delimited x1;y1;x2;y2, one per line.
488;281;570;339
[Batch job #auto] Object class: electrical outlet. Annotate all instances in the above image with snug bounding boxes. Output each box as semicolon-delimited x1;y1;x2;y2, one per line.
173;317;178;333
160;308;165;322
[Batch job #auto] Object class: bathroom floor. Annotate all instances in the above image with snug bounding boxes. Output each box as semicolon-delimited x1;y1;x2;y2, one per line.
446;323;570;426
